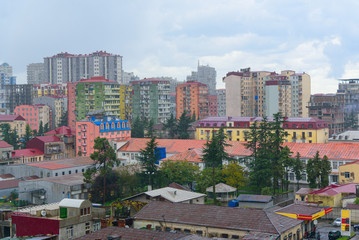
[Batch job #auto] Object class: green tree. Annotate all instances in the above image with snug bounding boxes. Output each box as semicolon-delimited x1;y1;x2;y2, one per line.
23;124;33;148
160;160;200;188
292;152;304;189
162;113;178;139
44;123;49;133
0;123;19;149
131;117;145;138
88;170;121;203
195;167;223;193
38;121;44;136
83;137;118;204
59;111;68;127
138;137;159;187
145;119;154;138
222;162;247;190
202;128;231;204
177;112;191;139
191;111;196;122
306;151;331;188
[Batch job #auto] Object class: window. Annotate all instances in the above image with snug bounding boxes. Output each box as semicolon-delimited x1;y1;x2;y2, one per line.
309;132;312;137
232;235;240;239
196;230;203;235
155;226;161;231
237;131;239;135
184;229;191;233
221;234;229;238
55;173;58;176
301;174;307;181
289;173;295;181
85;222;91;234
66;226;73;238
345;172;350;178
333;162;338;169
62;171;65;175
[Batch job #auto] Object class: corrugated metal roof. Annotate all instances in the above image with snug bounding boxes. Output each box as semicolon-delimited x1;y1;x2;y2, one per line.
237;194;272;203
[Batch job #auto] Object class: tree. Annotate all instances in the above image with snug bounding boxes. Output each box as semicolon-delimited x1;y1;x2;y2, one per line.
306;151;331;188
195;167;223;193
160;160;200;188
177;112;191;139
202;128;231;204
38;121;44;136
23;124;33;148
145;119;154;138
83;137;118;204
162;113;177;139
131;117;145;138
191;111;196;122
44;123;49;133
89;170;121;203
222;162;247;190
292;152;304;189
138;137;159;188
59;111;68;127
1;123;20;150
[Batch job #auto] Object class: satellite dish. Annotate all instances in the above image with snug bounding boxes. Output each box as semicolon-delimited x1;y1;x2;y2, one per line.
41;210;46;217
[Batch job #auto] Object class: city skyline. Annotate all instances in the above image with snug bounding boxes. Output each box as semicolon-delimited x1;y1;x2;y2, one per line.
1;0;359;93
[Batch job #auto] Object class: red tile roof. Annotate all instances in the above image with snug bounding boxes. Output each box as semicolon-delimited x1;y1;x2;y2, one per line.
0;174;15;179
309;183;357;196
120;139;359;161
0;179;22;190
33;135;61;143
0;114;25;122
0;141;13;148
11;149;44;158
45;126;74;136
27;162;73;170
163;148;203;163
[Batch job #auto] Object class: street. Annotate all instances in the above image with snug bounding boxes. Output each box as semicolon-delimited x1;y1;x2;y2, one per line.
316;220;358;240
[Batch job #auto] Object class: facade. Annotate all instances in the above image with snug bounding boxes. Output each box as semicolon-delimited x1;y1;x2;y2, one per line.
45;126;76;159
33;82;67;97
26;136;65;161
330;131;359;142
223;68;311;117
134;201;304;239
67;76;132;130
0;141;13;162
0;115;26;138
216;89;226;117
44;51;123;84
308;93;345;136
0;63;16;114
12;198;104;239
4;84;33;113
27;63;45;84
132;78;171;123
14;104;50;131
19;174;91;204
76;115;131;157
187;64;217;95
11;148;44;164
237;194;273;209
122;71;140;84
208;95;217;117
337;79;359;128
34;96;67;129
338;160;359;184
176;81;209;120
196;116;329;143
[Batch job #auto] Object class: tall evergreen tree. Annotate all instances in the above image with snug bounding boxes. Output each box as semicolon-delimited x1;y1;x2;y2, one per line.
1;124;19;149
292;152;304;189
83;137;118;204
23;124;33;148
145;119;155;138
131;117;145;138
138;137;159;188
306;151;331;188
44;123;49;133
191;111;196;122
202;128;231;204
38;121;44;136
162;113;178;139
59;111;68;127
177;112;191;139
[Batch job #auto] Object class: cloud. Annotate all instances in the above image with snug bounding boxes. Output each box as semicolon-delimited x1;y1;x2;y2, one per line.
342;61;359;79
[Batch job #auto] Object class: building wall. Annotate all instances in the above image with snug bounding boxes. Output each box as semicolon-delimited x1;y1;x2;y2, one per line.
224;74;242;117
216;89;226;117
5;84;33;113
265;84;280;117
208;95;217;117
34;96;66;129
339;164;359;184
14;105;50;131
27;63;45;85
0;119;26;138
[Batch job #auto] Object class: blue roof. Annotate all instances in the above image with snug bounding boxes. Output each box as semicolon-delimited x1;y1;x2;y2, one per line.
237;194;272;203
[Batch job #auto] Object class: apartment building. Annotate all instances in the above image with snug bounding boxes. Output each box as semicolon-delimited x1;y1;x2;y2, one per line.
14;104;50;131
308;94;345;136
187;64;217;95
216;89;226;117
34;96;67;128
67;76;132;130
44;51;123;84
0;115;26;138
132;78;171;123
176;81;209;120
33;82;67;97
27;63;45;85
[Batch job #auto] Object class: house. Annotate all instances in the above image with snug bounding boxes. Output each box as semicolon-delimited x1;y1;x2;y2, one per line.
124;187;205;204
206;183;237;202
237;194;273;209
11;198;105;240
19;174;91;204
45;126;76;159
295;188;318;202
160;148;205;170
11;148;44;164
26;135;65;161
75;226;211;240
0;179;22;199
339;160;359;184
0;141;13;164
133;201;304;239
305;183;357;207
0;115;26;138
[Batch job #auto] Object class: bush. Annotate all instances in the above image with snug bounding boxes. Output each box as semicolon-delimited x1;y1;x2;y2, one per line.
261;187;272;196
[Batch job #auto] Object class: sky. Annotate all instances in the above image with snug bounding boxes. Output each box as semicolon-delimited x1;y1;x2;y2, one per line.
1;0;359;93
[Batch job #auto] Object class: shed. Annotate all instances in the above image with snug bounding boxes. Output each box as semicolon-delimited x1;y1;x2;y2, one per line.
237;194;273;209
206;183;236;202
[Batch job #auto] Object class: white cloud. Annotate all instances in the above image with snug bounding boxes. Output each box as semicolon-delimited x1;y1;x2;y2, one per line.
342;61;359;79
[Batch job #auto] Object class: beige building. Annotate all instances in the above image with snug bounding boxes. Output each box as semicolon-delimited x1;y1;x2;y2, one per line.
223;68;311;117
0;115;26;138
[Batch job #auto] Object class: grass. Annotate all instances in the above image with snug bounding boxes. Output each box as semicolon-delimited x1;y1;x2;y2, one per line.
337;232;356;240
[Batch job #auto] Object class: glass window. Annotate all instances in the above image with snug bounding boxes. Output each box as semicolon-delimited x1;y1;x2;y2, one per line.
345;172;350;178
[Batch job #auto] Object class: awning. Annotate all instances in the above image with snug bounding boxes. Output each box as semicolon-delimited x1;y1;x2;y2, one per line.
276;207;332;221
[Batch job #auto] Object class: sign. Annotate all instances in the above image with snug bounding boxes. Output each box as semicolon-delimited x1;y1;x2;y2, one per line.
341;209;351;236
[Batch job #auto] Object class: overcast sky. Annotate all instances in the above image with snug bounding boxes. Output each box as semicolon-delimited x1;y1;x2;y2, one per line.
1;0;359;93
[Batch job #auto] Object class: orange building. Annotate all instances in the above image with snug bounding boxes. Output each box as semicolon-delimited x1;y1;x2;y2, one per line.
176;81;209;120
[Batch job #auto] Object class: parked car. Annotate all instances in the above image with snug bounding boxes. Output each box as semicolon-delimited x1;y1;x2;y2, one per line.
332;218;341;227
328;230;341;240
354;224;359;231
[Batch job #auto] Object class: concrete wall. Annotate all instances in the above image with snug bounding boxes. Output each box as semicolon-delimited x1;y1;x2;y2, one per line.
224;75;242;117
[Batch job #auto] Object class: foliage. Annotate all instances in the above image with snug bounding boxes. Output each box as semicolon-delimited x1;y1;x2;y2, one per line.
59;111;68;127
354;198;359;204
191;112;196;122
177;112;191;139
195;167;223;193
145;119;154;138
292;152;304;189
23;124;33;145
131;116;145;138
0;123;20;150
162;113;178;139
261;187;272;195
116;166;142;198
38;121;44;136
306;151;331;188
138;137;158;174
89;170;121;203
83;137;118;204
160;160;200;188
44;123;49;133
222;162;247;190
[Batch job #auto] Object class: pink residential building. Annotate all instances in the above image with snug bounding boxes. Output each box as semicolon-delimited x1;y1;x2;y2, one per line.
75;115;131;157
13;105;51;131
208;95;218;117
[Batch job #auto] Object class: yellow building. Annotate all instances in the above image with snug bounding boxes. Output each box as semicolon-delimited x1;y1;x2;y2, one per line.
0;115;27;138
33;83;67;97
196;116;329;143
339;160;359;184
11;148;44;164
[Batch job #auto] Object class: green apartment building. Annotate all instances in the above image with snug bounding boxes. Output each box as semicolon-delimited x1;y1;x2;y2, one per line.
131;78;171;123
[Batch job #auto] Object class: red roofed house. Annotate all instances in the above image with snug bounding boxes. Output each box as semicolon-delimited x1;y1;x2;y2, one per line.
11;149;44;164
45;126;75;158
26;136;64;161
0;141;14;163
0;114;26;138
13;104;51;131
160;148;205;170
